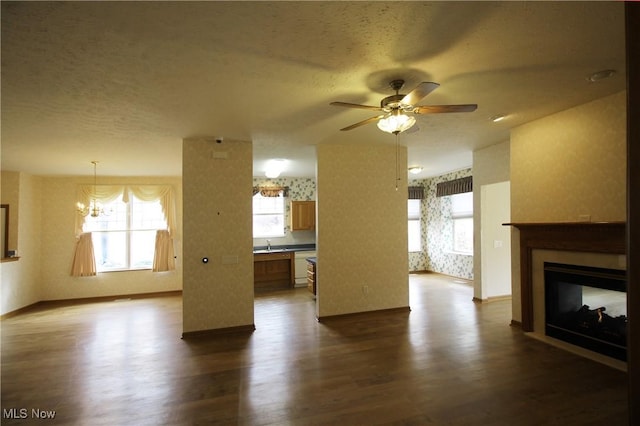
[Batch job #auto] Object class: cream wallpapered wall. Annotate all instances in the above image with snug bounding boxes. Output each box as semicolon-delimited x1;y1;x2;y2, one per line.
183;138;254;333
38;176;183;302
1;172;43;315
509;91;626;323
1;171;20;251
511;91;626;223
316;143;409;318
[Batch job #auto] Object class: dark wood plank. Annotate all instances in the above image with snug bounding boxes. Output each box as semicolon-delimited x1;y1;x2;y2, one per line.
0;273;628;424
626;1;640;418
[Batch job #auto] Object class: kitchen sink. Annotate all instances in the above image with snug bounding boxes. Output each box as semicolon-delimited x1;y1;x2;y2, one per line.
253;248;290;254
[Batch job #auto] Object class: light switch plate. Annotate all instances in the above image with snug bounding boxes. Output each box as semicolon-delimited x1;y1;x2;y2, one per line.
222;255;238;264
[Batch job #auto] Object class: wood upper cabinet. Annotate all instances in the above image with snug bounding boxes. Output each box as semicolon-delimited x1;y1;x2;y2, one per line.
290;201;315;231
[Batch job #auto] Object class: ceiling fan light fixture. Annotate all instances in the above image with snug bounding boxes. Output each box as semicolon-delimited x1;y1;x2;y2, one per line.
377;111;416;134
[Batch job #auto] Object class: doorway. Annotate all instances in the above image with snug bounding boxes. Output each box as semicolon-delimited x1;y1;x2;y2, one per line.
480;181;512;300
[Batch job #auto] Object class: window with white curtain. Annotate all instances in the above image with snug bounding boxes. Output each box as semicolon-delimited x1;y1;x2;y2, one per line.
83;195;167;272
408;199;421;252
450;192;473;254
253;193;285;238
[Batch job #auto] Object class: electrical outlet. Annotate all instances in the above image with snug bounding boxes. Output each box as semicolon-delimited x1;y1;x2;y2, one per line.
578;214;591;222
362;285;369;295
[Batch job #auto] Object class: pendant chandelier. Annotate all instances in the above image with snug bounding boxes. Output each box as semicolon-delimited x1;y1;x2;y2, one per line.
77;161;107;218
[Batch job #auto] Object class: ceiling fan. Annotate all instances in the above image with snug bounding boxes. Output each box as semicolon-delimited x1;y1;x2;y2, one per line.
330;79;477;133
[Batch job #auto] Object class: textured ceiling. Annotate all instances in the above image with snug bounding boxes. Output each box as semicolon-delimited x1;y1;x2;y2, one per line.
0;1;626;178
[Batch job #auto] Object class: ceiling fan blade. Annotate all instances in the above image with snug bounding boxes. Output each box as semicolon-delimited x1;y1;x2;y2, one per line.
330;101;383;111
339;115;385;131
401;82;440;106
413;104;478;114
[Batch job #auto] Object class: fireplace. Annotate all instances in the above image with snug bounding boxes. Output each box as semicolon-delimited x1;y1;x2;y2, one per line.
506;221;627;366
544;262;627;361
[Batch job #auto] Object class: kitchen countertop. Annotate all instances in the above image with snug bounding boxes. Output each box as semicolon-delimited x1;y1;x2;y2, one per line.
253;244;316;254
306;257;316;264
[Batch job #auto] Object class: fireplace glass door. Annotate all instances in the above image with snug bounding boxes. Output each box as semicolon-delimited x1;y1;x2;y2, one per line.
544;262;627;361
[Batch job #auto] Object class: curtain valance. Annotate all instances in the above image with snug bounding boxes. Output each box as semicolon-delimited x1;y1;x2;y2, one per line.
408;186;425;200
75;185;176;237
252;186;289;197
436;176;473;197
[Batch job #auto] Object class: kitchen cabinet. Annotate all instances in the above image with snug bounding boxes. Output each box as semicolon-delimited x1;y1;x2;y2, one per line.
306;258;316;295
254;251;295;291
294;251;316;285
290;201;315;231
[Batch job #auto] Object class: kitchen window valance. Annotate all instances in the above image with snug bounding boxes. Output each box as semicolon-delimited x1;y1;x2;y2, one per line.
252;186;289;197
436;176;472;197
408;186;425;200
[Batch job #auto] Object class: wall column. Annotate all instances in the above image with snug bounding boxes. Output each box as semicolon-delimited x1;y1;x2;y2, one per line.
316;143;409;319
182;137;254;335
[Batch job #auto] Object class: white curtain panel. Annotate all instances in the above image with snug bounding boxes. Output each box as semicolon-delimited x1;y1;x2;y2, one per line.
70;232;96;277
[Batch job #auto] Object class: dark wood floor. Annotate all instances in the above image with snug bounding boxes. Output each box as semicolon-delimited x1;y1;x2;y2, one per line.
1;273;628;425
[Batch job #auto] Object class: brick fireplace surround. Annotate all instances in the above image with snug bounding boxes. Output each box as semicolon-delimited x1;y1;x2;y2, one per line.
506;222;626;333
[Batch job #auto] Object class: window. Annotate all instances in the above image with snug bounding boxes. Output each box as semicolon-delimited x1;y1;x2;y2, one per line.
450;192;473;254
83;195;167;272
408;199;421;252
253;193;285;238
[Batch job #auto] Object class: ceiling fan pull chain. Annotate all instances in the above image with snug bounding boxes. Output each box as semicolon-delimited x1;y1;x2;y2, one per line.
395;132;399;191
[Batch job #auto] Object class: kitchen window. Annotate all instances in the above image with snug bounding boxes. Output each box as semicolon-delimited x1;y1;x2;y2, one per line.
408;199;421;252
253;193;285;238
83;195;167;272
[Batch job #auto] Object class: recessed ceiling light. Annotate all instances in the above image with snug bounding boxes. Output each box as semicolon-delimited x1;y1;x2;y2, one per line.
588;69;616;82
408;166;423;174
490;114;506;122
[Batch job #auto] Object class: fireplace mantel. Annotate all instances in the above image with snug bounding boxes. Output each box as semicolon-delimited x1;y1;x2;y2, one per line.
504;221;626;331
